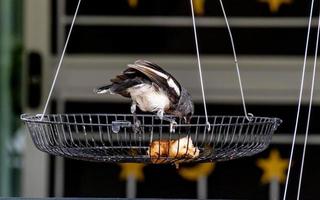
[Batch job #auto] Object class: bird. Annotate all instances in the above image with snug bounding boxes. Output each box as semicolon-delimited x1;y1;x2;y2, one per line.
94;60;194;130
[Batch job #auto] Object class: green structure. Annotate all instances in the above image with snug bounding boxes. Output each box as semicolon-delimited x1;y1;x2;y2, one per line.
0;0;13;196
0;0;22;196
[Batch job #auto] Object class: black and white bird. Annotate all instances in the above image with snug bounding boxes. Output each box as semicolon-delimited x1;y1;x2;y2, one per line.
94;60;194;125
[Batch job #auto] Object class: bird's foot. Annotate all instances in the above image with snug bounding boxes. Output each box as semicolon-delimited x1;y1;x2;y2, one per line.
132;113;143;135
160;116;177;133
170;121;177;133
133;120;143;135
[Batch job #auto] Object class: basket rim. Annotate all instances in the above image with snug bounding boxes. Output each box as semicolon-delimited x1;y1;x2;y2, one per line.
22;113;281;163
20;113;282;127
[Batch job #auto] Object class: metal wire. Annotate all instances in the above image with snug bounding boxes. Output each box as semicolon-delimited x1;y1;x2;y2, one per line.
283;0;315;198
218;0;252;121
189;0;210;130
296;3;320;199
41;0;82;120
22;114;281;163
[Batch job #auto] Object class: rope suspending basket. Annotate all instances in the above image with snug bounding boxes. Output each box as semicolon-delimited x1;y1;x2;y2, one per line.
22;114;281;164
22;0;282;165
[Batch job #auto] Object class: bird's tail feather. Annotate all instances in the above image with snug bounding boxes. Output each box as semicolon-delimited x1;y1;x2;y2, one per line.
94;85;111;94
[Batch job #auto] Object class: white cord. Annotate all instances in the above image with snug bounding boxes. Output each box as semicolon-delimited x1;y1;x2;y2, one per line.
296;6;320;200
40;0;82;121
218;0;252;121
282;0;315;199
189;0;210;130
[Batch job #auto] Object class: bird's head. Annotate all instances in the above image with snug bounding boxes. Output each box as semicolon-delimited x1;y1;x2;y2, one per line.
176;88;194;123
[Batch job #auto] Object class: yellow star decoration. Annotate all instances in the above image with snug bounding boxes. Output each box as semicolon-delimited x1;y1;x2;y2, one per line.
179;163;215;181
259;0;293;13
119;163;145;181
128;0;139;9
256;149;289;184
193;0;206;16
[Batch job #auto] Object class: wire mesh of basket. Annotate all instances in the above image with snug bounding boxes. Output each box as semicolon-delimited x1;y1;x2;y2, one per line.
21;113;282;163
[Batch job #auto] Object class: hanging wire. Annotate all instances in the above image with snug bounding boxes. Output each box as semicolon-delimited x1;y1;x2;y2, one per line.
189;0;210;130
282;0;315;199
296;6;320;200
40;0;82;121
218;0;253;121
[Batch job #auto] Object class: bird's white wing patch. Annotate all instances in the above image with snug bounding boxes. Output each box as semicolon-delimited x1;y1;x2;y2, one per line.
135;64;169;79
167;78;181;96
129;63;181;97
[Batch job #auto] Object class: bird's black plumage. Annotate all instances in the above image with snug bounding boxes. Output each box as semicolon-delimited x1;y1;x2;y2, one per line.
95;60;194;123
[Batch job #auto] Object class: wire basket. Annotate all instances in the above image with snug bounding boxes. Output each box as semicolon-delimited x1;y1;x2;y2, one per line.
21;114;282;164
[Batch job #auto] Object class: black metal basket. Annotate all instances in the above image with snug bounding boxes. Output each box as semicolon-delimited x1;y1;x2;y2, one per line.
21;114;282;164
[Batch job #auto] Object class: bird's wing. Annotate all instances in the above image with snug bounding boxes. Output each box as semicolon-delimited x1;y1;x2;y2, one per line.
95;73;146;98
128;60;182;104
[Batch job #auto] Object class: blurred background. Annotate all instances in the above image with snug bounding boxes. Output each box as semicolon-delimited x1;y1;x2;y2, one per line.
1;0;320;199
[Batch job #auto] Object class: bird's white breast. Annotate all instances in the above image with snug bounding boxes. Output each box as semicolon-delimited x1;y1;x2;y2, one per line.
128;84;170;112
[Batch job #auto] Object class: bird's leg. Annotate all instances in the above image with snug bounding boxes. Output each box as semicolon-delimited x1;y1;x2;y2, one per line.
131;102;142;134
131;102;139;124
157;109;177;133
183;116;192;133
157;109;164;120
131;102;137;114
169;120;178;133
